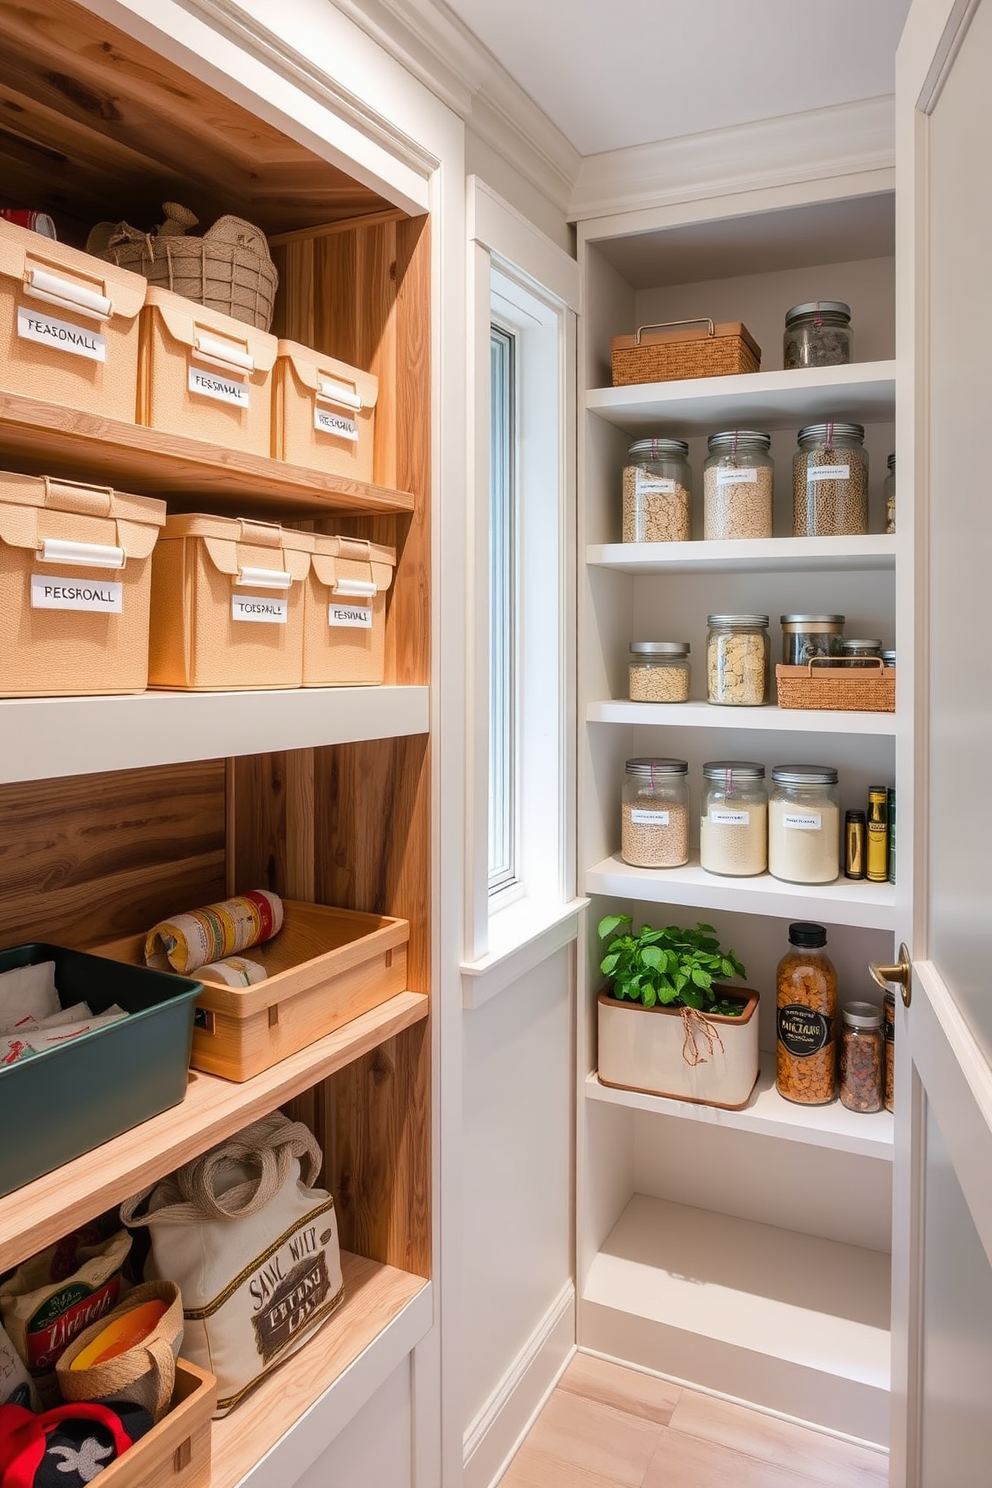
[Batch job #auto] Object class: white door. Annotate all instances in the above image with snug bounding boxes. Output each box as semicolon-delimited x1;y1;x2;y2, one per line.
890;3;992;1484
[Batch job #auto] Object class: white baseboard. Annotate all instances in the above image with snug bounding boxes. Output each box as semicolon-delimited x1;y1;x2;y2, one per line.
463;1282;575;1488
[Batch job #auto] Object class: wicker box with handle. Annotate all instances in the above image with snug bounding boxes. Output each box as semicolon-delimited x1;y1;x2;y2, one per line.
611;317;761;386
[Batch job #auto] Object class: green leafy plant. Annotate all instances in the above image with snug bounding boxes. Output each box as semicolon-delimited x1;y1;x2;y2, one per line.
598;914;747;1016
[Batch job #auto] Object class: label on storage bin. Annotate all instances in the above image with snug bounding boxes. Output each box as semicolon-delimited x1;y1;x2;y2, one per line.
783;811;822;830
328;603;373;629
630;808;669;825
807;464;850;481
17;306;106;362
778;1004;832;1057
231;594;288;624
715;466;757;485
30;574;122;613
189;364;250;407
315;407;359;440
710;809;750;826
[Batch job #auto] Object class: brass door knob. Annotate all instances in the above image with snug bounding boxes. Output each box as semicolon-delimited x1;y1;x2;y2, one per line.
869;943;912;1007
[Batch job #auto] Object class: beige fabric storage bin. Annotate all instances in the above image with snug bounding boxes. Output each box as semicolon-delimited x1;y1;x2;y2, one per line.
149;513;311;691
0;218;146;420
274;340;378;480
0;472;165;697
138;286;277;455
303;534;395;686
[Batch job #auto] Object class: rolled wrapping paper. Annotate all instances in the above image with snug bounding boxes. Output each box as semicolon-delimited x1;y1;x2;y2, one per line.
197;957;267;988
145;890;283;976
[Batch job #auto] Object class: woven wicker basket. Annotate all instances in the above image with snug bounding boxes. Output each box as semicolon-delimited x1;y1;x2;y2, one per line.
87;203;278;332
776;659;895;713
611;317;761;386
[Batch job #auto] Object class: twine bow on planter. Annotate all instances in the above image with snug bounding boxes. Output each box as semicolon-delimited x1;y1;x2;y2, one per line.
680;1006;726;1067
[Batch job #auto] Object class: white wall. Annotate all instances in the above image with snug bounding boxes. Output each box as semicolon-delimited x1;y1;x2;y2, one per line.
465;129;574;254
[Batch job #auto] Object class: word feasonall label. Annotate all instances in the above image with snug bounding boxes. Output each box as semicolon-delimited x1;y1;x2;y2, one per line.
17;306;106;362
31;574;123;613
189;365;250;407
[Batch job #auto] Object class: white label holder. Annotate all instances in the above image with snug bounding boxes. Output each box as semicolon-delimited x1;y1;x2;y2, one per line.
332;577;377;599
192;333;255;375
236;567;293;590
38;538;125;570
22;268;113;322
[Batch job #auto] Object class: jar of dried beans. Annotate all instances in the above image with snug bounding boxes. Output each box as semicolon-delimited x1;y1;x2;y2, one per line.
628;641;691;703
776;922;837;1106
793;422;869;536
700;761;768;877
703;431;773;540
883;989;895;1112
706;614;770;706
622;438;691;543
783;301;852;369
621;757;689;868
768;765;840;884
839;1002;884;1113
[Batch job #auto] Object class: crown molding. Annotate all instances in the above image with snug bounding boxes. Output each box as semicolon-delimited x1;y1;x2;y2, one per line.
569;95;896;223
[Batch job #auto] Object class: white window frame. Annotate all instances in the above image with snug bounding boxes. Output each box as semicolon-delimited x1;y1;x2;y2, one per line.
488;320;517;898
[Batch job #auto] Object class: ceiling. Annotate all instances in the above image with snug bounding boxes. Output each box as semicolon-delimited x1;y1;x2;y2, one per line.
440;0;911;158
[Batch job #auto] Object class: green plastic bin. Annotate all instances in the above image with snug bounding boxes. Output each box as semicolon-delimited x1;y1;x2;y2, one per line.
0;943;202;1197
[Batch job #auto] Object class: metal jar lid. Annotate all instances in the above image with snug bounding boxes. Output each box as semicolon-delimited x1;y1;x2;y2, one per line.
842;1001;883;1029
629;640;690;656
881;650;896;665
842;639;882;653
625;757;688;777
706;430;771;454
785;301;851;325
772;764;839;785
707;614;769;628
627;437;689;460
702;760;765;780
797;422;865;445
780;614;845;627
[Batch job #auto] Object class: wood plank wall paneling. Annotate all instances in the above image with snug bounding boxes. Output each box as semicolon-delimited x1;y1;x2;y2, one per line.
0;761;226;949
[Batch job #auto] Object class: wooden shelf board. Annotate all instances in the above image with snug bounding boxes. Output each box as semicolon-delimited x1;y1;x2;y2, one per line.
586;361;896;435
0;393;414;517
587;535;897;574
0;685;430;784
586;1054;893;1160
0;991;428;1273
585;855;896;930
586;699;896;736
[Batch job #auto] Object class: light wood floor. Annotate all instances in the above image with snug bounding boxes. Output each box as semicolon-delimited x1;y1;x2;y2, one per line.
497;1353;889;1488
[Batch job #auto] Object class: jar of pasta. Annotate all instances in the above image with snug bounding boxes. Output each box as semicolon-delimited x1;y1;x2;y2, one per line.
700;761;767;877
776;922;837;1105
622;439;691;543
706;614;769;706
621;758;689;868
628;641;691;703
703;431;773;540
768;765;840;883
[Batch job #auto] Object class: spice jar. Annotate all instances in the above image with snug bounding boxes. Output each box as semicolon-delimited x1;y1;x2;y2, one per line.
700;761;768;877
706;614;769;706
776;922;837;1105
622;439;692;543
703;431;774;540
885;453;895;535
841;639;882;668
783;301;852;369
793;422;869;536
780;614;845;666
883;989;895;1112
621;758;689;868
768;764;840;884
839;1003;884;1113
628;641;691;703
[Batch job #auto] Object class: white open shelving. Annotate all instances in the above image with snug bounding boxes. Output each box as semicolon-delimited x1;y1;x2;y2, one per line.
586;699;896;735
587;534;896;575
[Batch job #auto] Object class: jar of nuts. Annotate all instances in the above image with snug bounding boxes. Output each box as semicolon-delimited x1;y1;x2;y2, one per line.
621;757;689;868
628;641;691;703
793;422;869;536
700;761;768;877
839;1002;884;1113
776;922;837;1106
622;438;691;543
703;430;774;540
706;614;770;706
783;301;852;369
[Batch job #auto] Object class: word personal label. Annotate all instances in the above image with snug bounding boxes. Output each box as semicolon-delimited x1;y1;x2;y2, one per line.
328;603;373;629
189;364;250;407
31;574;123;613
314;407;358;440
17;306;106;362
231;595;288;624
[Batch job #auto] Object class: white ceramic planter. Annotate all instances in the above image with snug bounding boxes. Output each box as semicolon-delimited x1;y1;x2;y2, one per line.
597;985;760;1109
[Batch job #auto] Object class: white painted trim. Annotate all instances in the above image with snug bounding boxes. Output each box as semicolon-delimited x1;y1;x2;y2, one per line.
461;899;587;1009
462;1283;576;1488
469;179;581;312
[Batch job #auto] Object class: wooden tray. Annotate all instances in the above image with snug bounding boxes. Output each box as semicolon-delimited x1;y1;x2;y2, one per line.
776;660;895;712
98;1359;216;1488
611;318;760;386
95;900;409;1081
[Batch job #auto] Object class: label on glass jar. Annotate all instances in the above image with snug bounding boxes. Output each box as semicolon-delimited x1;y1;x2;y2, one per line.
630;808;669;825
778;1005;832;1056
710;809;750;825
807;465;850;481
635;474;676;494
783;812;822;830
715;467;757;486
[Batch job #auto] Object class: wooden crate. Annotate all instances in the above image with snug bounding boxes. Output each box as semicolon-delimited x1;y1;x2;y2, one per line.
611;318;760;385
97;1360;216;1488
776;660;895;712
95;900;409;1081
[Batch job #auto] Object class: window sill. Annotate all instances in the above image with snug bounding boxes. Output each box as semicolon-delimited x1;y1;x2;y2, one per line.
461;897;588;1010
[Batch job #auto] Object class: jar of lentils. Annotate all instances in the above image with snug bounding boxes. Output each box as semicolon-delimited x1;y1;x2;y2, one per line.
783;301;852;369
700;761;768;877
706;614;769;706
768;764;840;884
793;422;869;536
703;431;774;540
621;758;689;868
628;641;690;703
622;438;691;543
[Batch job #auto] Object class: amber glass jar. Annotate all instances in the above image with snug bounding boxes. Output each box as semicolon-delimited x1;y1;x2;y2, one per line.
776;922;837;1105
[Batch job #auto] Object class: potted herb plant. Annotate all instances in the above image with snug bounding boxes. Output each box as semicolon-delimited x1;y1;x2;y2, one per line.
596;914;760;1108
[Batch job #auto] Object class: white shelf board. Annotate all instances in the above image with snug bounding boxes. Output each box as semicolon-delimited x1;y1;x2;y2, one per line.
587;534;897;574
587;699;896;736
586;361;896;435
585;855;896;930
586;1055;893;1160
0;685;430;784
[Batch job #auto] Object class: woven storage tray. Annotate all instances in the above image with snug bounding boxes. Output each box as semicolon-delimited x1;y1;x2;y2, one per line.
776;658;895;712
94;900;410;1082
611;317;761;386
96;1360;216;1488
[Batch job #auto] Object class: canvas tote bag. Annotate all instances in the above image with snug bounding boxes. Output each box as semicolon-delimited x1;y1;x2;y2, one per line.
120;1113;343;1415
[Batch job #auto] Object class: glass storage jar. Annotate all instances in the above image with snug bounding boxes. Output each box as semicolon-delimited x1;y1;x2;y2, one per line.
885;453;896;534
839;1002;884;1113
768;764;840;884
622;438;691;543
700;761;768;877
841;638;883;668
776;922;838;1105
783;301;852;369
628;641;690;703
883;989;896;1112
780;614;845;666
706;614;769;706
881;650;896;668
621;757;689;868
793;422;869;536
703;431;773;540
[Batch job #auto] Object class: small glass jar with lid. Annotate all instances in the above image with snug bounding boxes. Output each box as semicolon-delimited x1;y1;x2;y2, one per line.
793;422;869;536
768;764;840;884
628;641;690;703
839;1002;884;1113
700;761;768;877
703;431;774;540
884;453;896;534
841;638;883;668
883;989;896;1112
706;614;770;706
622;438;691;543
621;757;689;868
783;301;852;369
780;614;845;667
881;650;896;668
